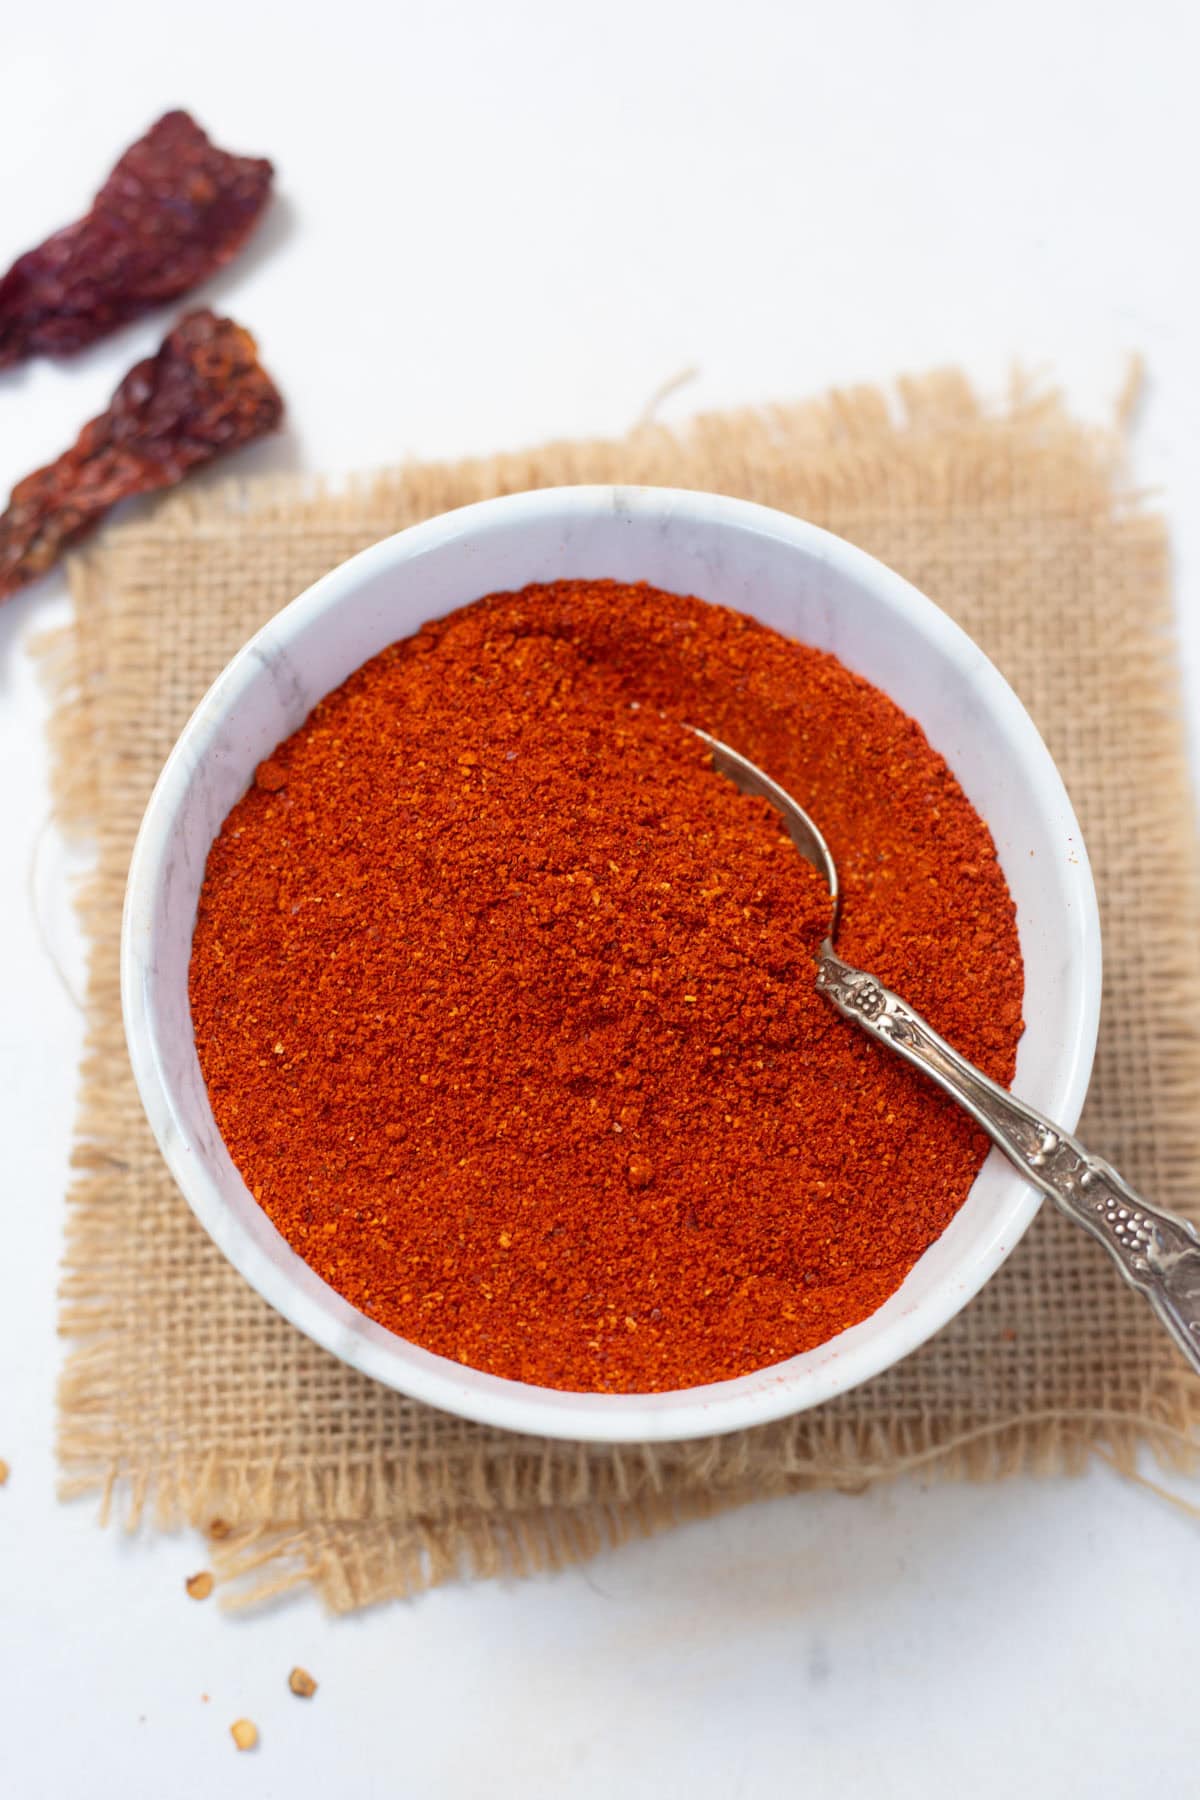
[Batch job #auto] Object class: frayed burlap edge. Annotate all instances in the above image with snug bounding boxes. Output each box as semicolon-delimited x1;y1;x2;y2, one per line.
40;367;1200;1610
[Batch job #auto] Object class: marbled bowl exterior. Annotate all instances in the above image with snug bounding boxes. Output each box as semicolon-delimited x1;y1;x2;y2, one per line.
121;487;1101;1442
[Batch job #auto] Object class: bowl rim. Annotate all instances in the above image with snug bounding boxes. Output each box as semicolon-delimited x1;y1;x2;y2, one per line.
121;484;1102;1442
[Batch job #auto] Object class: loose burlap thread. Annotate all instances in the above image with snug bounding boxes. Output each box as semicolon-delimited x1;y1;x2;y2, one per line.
43;372;1200;1613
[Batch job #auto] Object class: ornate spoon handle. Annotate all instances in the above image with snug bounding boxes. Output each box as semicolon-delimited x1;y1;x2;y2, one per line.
816;944;1200;1374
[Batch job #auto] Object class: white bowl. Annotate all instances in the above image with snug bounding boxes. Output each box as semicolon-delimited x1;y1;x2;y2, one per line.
122;486;1101;1442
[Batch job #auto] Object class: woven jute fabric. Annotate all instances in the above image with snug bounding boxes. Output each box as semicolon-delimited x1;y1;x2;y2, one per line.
44;373;1200;1612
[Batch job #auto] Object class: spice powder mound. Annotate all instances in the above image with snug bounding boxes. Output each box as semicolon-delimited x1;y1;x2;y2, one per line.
189;580;1024;1393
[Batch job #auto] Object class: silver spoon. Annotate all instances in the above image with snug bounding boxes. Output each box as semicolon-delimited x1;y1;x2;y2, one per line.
697;727;1200;1375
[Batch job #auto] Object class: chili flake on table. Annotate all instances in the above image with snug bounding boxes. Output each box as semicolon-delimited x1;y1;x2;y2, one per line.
190;579;1024;1393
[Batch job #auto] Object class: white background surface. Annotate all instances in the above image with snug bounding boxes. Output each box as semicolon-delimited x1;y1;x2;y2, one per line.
2;3;1199;1794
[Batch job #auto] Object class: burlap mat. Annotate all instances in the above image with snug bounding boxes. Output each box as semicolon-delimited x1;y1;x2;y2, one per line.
43;372;1200;1613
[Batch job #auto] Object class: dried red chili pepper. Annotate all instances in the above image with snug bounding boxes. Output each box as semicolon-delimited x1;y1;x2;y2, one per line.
0;110;273;368
0;309;282;601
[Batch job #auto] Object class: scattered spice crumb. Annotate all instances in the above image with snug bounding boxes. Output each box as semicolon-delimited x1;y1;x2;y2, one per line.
208;1517;232;1539
201;1694;210;1704
255;758;288;792
186;1570;215;1600
230;1719;258;1752
288;1666;318;1698
0;1458;9;1486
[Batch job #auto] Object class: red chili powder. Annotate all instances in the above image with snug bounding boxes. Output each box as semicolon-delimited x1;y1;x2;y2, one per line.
189;580;1023;1392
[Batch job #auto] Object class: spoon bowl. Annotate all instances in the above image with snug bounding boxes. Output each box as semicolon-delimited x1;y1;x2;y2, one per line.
691;726;841;929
